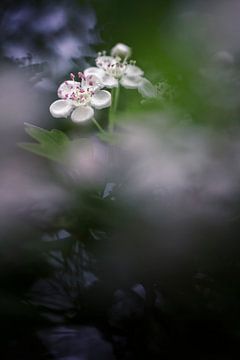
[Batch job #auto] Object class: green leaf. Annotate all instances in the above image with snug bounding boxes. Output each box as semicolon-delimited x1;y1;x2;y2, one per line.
19;123;71;162
24;123;69;145
18;142;63;162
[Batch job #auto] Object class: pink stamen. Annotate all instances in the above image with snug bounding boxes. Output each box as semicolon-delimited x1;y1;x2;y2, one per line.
78;72;86;81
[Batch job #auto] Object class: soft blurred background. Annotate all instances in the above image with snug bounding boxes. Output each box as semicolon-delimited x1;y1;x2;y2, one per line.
1;0;240;359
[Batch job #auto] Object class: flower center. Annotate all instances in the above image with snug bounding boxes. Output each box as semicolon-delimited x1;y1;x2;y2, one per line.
69;87;92;106
96;54;126;79
60;72;102;106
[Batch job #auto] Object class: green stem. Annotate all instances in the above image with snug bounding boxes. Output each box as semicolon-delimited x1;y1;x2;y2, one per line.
92;117;106;134
109;86;120;132
113;85;120;113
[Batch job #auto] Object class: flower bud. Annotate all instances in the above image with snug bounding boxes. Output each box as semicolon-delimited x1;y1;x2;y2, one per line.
111;43;132;59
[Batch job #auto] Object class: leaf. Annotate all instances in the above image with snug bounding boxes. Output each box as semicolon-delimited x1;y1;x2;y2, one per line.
97;131;119;145
18;143;62;162
19;123;71;162
24;122;69;145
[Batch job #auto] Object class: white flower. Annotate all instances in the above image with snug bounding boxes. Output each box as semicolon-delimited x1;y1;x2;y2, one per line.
138;78;158;98
84;51;151;95
111;43;132;59
49;73;111;123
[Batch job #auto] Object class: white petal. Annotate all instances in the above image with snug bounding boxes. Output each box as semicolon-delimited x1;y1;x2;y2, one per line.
96;55;114;69
49;100;73;118
71;105;94;123
57;80;80;99
102;74;118;88
82;74;102;92
138;78;157;98
111;43;132;59
91;90;111;109
84;67;105;79
120;75;142;89
125;64;144;77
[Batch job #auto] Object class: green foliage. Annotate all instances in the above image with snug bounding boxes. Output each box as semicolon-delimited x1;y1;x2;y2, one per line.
97;131;119;145
19;123;71;162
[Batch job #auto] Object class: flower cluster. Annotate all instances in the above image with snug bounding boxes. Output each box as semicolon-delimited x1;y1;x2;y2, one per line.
84;43;149;91
49;43;156;123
